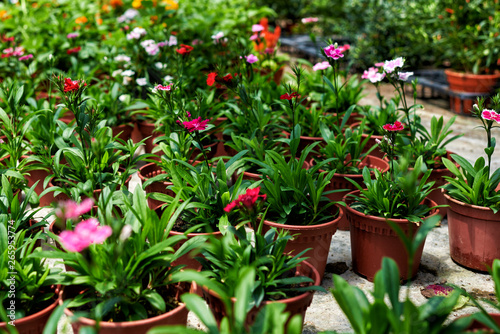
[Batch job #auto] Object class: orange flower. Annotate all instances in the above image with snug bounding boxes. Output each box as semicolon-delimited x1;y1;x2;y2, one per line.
110;0;123;8
0;10;7;19
150;15;158;22
445;8;454;14
75;16;88;24
96;18;103;25
102;4;110;12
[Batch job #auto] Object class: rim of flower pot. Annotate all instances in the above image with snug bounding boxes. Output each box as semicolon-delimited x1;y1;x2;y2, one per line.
193;259;320;302
60;286;189;328
343;189;440;223
443;190;498;213
311;154;390;178
264;206;343;230
0;285;61;327
444;69;500;79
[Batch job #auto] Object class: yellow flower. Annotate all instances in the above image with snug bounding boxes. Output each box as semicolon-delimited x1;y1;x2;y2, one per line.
75;16;88;24
162;0;178;10
132;0;142;9
0;10;7;19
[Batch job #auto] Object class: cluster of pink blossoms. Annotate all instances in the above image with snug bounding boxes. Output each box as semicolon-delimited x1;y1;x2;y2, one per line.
481;109;500;123
312;61;331;71
224;187;267;213
382;121;404;132
182;117;209;132
59;218;112;252
362;57;413;83
2;46;32;61
323;44;350;60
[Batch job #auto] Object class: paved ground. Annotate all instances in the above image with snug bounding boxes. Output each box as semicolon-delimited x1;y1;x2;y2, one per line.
48;80;500;333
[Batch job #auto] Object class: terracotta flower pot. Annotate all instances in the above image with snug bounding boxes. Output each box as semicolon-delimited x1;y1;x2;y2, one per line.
424;151;458;217
350;122;385;159
444;192;500;272
195;260;319;330
111;123;135;142
138;121;160;154
262;208;342;279
0;286;61;334
445;69;500;114
138;162;176;209
466;313;500;331
344;190;439;282
60;285;189;334
242;159;310;182
315;155;390;231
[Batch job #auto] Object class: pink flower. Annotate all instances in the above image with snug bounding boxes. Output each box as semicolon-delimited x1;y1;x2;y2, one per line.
312;61;331;71
245;54;259;63
374;62;385;67
280;92;299;100
182;117;209;132
18;54;33;61
67;32;79;39
252;24;264;32
55;198;94;220
192;39;203;45
324;44;344;60
361;67;386;83
249;34;259;41
12;47;24;56
301;17;318;24
398;72;414;81
482;109;500;123
383;57;405;73
338;44;350;52
224;187;266;213
425;284;454;297
59;218;112;252
264;47;274;54
153;84;172;93
382;121;404;132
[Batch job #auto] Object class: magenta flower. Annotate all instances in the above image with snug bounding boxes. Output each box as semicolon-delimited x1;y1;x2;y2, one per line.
245;54;259;63
398;72;414;81
59;218;112;252
152;84;173;93
55;198;94;220
383;57;405;73
425;284;454;297
182;117;209;132
374;62;385;67
18;54;33;61
224;187;266;213
301;17;318;24
324;44;344;60
249;34;258;41
312;61;331;71
482;109;500;123
361;67;386;83
67;32;79;39
252;24;264;32
383;121;404;132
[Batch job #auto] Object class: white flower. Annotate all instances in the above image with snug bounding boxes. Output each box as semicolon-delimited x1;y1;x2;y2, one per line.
155;62;164;69
118;94;129;102
168;35;177;46
48;54;53;61
123;76;133;86
119;225;133;241
398;72;414;81
117;9;139;23
211;32;226;44
164;75;174;82
383;57;405;73
136;78;147;86
112;69;123;77
144;44;159;56
114;55;131;62
126;27;146;40
121;70;135;77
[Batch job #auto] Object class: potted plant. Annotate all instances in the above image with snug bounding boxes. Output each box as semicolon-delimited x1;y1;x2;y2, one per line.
248;125;343;279
193;187;322;330
441;96;500;272
35;188;199;333
0;228;61;333
434;1;500;114
344;121;441;281
311;119;389;230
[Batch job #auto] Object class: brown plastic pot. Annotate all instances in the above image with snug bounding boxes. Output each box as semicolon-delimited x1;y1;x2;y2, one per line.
60;285;189;334
314;155;389;230
138;121;160;153
111;123;135;142
344;190;439;282
0;286;60;334
466;313;500;332
350;122;385;159
195;259;319;330
262;208;342;279
424;151;458;217
138;162;175;209
445;69;500;114
444;192;500;272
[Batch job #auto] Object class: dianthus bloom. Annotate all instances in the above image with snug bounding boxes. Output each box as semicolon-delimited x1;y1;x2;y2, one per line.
207;72;217;86
425;284;454;297
55;198;94;220
224;187;266;213
59;218;112;252
245;54;258;64
136;78;147;86
324;44;344;60
312;61;331;71
482;109;500;123
63;78;86;93
301;17;318;24
114;55;131;62
176;44;193;56
67;46;81;55
398;72;414;81
383;57;405;73
182;117;209;132
280;92;299;100
18;54;33;61
67;32;79;39
126;27;146;40
252;24;264;32
361;67;386;83
152;84;172;93
382;121;404;132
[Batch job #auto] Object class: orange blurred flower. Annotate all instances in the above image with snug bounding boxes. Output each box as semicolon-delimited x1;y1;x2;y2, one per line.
445;8;454;14
75;16;88;24
110;0;123;8
97;18;103;25
253;18;281;52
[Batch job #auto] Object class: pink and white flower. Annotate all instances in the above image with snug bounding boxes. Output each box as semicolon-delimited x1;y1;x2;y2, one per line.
245;54;259;63
361;67;386;83
252;24;264;32
67;32;79;39
114;55;131;62
152;84;173;93
126;27;146;40
59;218;112;252
312;61;331;71
18;54;33;61
211;32;226;44
301;17;318;24
482;109;500;123
324;44;344;60
383;57;405;73
398;71;414;81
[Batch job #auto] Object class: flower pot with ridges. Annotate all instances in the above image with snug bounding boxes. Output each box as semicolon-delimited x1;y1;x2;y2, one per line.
344;190;439;282
262;208;342;279
444;192;500;272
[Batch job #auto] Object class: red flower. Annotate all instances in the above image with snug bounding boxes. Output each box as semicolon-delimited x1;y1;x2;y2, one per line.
64;78;86;93
67;46;81;55
207;72;217;86
280;92;299;100
176;44;193;56
382;121;404;132
222;73;233;82
224;187;266;213
182;117;209;132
